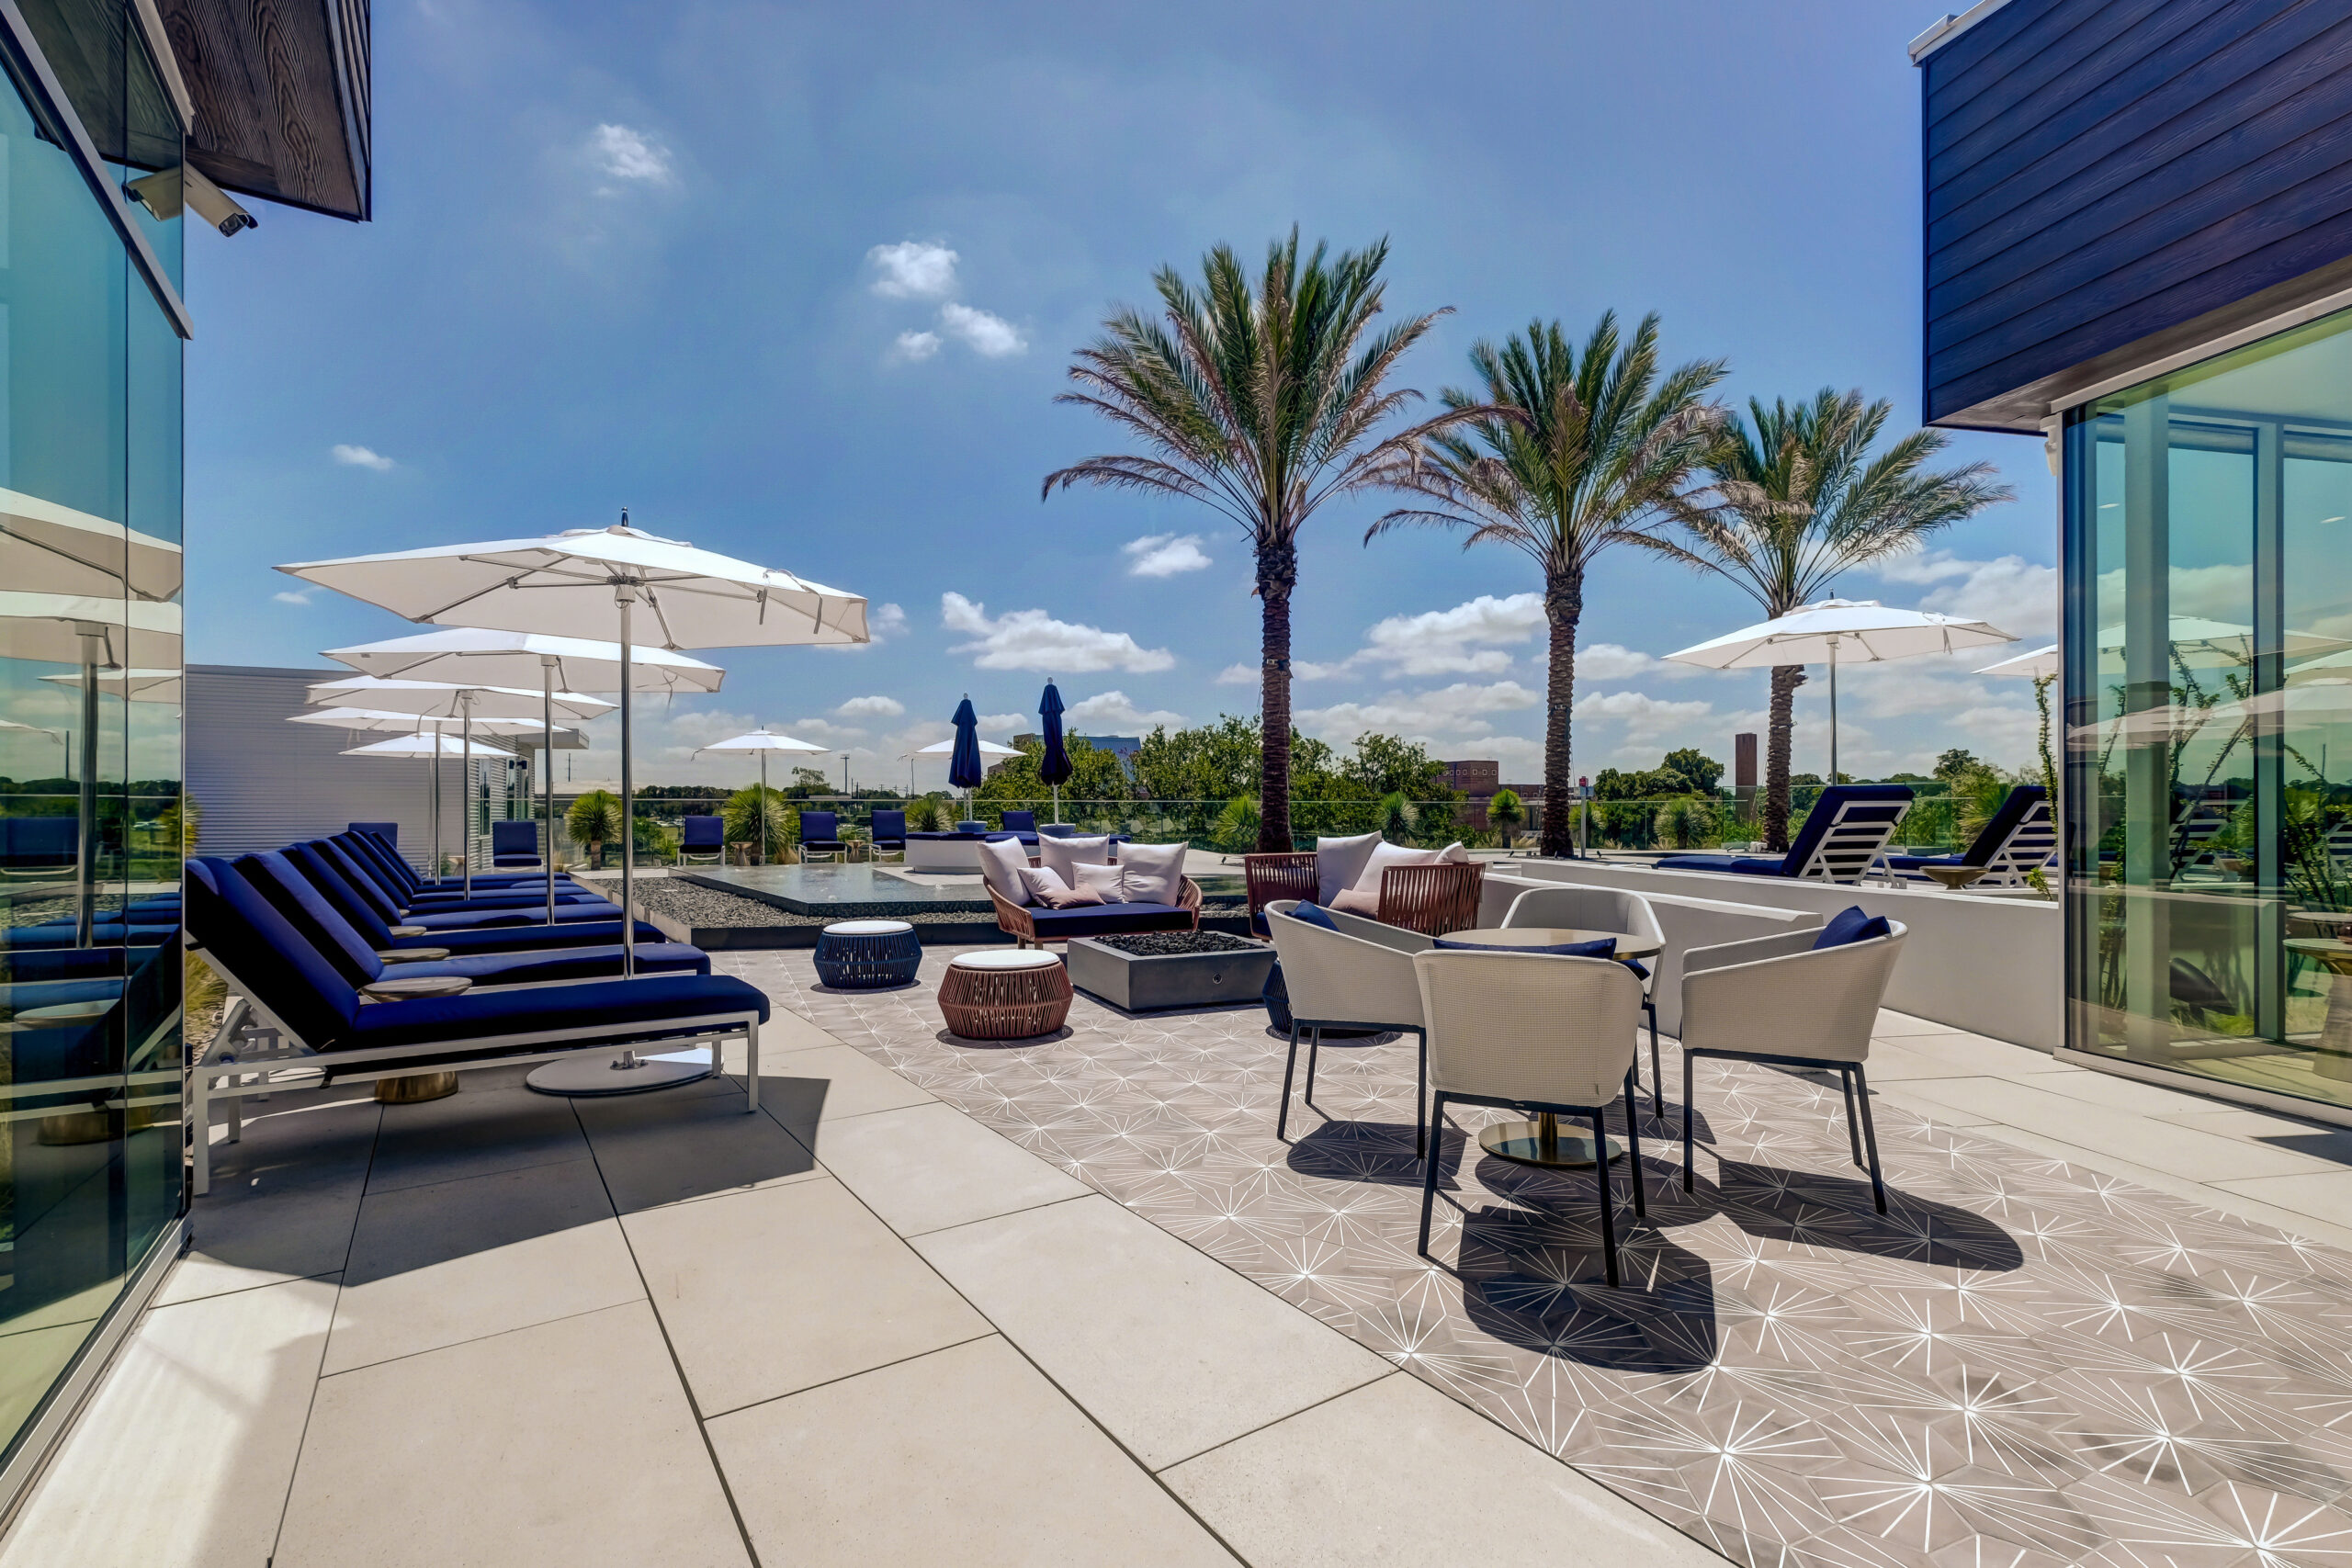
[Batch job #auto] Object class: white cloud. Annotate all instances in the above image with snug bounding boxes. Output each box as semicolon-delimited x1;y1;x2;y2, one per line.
1296;681;1539;742
272;590;311;605
889;330;941;363
978;712;1026;732
941;592;1174;673
1868;549;2057;638
1066;691;1185;731
1312;592;1545;678
1122;534;1212;578
867;241;959;299
939;301;1027;357
589;123;673;185
331;444;393;471
785;716;864;742
1578;643;1667;681
1573;690;1714;740
1216;663;1257;686
836;694;904;719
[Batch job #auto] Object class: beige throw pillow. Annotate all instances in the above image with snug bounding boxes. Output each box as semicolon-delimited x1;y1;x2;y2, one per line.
1315;832;1384;904
1021;866;1102;908
1038;834;1114;888
1072;862;1127;902
1329;887;1383;918
1351;840;1439;896
1118;841;1186;906
976;836;1035;905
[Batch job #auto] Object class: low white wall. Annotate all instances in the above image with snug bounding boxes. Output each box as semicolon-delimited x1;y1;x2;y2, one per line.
1479;874;1824;1037
1499;859;2062;1052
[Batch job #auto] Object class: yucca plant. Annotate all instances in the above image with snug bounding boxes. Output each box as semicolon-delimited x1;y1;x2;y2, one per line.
1379;791;1418;840
1214;795;1261;852
566;789;623;869
1046;230;1479;852
1374;313;1725;857
723;785;793;858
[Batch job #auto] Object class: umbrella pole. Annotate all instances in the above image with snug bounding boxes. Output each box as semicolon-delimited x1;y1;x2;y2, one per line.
1827;641;1840;785
543;658;557;928
759;753;768;867
432;720;443;878
73;626;100;947
461;698;474;897
619;590;636;979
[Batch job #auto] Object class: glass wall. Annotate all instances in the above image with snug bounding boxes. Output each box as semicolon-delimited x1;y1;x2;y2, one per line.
2065;305;2352;1112
0;4;184;1464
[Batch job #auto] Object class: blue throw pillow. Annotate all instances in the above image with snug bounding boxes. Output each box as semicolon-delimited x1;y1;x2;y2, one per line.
1813;906;1892;950
1434;934;1617;959
1288;901;1340;931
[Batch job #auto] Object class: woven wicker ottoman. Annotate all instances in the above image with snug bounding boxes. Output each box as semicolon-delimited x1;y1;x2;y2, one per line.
938;949;1071;1040
813;919;922;988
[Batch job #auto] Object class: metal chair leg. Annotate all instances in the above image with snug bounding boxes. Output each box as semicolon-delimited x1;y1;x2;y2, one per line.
1304;1026;1321;1107
1682;1049;1697;1191
1590;1109;1619;1288
1414;1028;1428;1161
1277;1021;1301;1142
1853;1063;1887;1213
1840;1066;1864;1168
1417;1092;1446;1257
1622;1068;1646;1219
1645;997;1662;1116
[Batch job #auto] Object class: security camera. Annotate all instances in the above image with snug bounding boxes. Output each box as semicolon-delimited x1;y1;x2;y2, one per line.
125;162;256;236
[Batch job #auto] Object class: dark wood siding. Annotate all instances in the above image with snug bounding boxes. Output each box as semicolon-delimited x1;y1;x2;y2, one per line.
161;0;370;221
1923;0;2352;431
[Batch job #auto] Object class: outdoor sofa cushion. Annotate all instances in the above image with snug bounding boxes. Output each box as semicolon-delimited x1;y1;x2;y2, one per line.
1037;835;1114;886
1314;832;1384;903
1072;863;1127;901
1812;905;1893;950
976;836;1035;904
1118;841;1186;905
1020;901;1193;941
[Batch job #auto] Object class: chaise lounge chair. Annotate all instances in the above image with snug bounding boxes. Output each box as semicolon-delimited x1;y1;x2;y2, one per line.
1883;784;2053;886
1656;784;1913;884
187;857;767;1196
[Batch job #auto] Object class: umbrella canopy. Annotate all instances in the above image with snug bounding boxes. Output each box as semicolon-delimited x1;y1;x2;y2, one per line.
694;728;827;754
1037;681;1070;824
341;732;515;759
1668;599;2016;670
40;667;182;703
911;737;1019;758
2095;616;2350;670
1977;644;2057;680
946;698;986;792
322;627;726;694
0;592;181;669
289;707;560;736
0;490;182;602
277;521;867;649
1668;598;2017;782
303;676;614;723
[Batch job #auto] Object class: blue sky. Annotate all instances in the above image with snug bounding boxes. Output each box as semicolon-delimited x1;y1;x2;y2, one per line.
188;0;2057;790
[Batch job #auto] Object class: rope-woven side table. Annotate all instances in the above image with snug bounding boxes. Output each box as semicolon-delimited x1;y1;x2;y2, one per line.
938;949;1071;1040
813;919;922;988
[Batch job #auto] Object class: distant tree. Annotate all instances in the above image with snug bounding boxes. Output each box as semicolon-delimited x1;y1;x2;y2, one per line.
1487;787;1524;837
785;766;831;797
1663;388;2011;850
1046;231;1478;852
1658;747;1724;794
1134;716;1267;806
1344;732;1448;800
1374;312;1726;856
975;737;1136;811
1933;748;1982;781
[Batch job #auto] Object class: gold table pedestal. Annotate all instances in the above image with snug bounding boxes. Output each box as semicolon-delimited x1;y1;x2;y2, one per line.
1477;1115;1625;1170
376;1073;460;1104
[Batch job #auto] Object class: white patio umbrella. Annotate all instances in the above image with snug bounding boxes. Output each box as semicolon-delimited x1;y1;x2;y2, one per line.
909;737;1018;818
0;717;67;780
340;732;514;759
277;515;868;1096
322;630;725;920
40;667;182;703
303;678;616;897
1976;644;2057;680
1668;599;2017;783
693;729;826;867
292;708;556;873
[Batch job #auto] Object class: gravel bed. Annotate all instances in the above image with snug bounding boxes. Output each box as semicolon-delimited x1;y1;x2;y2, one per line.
1093;931;1260;957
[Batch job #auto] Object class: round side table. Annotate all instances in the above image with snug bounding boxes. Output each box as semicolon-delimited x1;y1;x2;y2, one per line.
814;919;922;988
360;974;471;1102
939;950;1071;1040
2287;937;2352;1083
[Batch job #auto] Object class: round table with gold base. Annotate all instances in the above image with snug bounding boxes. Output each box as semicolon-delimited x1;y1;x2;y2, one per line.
360;976;472;1103
1436;927;1660;1170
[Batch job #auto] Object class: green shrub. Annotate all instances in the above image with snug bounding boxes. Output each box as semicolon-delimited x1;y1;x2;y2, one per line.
723;785;792;852
567;790;623;868
1214;795;1261;851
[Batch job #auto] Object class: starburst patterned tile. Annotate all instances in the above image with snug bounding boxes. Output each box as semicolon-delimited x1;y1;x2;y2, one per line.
737;945;2352;1568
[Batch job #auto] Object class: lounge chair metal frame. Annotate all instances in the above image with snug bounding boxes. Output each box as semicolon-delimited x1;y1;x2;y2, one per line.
1792;795;1911;883
188;942;760;1197
1885;788;2056;888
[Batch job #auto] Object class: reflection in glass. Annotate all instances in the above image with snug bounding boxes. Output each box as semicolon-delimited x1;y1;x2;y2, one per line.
2066;306;2352;1111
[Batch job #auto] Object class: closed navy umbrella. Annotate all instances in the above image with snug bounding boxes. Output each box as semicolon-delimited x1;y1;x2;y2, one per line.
1038;681;1070;824
948;696;984;818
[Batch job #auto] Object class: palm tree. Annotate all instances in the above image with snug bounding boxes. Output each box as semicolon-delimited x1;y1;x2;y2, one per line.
1372;312;1726;857
1044;231;1475;852
1665;389;2013;849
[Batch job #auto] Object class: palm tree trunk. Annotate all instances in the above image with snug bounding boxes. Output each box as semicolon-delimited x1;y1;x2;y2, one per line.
1257;537;1297;852
1763;662;1806;852
1538;569;1582;858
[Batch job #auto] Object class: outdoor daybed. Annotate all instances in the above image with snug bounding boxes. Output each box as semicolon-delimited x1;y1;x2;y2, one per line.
1656;784;1913;884
978;835;1200;946
186;853;765;1196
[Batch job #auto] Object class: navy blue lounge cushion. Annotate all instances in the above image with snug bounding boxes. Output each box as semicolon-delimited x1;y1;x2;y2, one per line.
390;919;669;954
393;942;709;986
1656;853;1788;875
1287;901;1340;931
347;973;769;1051
1813;905;1893;950
0;922;175;949
1435;934;1617;959
1023;902;1194;939
1883;852;1964;872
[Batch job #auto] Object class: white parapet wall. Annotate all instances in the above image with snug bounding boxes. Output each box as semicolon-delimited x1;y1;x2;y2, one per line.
1491;859;2063;1052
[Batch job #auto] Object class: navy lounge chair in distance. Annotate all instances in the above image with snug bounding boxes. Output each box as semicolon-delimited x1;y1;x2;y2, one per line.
1884;784;2054;886
1657;784;1914;884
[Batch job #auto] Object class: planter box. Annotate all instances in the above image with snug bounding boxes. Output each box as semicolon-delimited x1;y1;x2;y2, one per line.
1067;936;1276;1012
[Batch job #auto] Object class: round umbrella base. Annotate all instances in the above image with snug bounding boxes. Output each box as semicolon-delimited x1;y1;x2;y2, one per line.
526;1048;713;1097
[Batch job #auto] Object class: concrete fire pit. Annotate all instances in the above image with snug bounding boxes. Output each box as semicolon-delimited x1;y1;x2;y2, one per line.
1066;931;1275;1012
